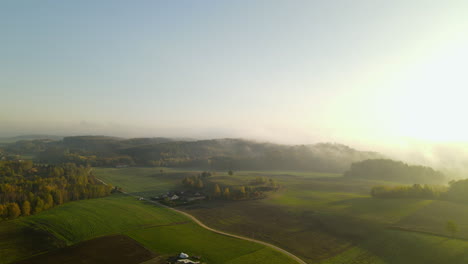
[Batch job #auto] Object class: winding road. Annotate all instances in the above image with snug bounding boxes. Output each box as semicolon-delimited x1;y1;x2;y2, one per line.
96;176;306;264
155;201;307;264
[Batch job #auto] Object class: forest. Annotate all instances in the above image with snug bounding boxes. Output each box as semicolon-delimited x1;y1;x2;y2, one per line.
344;159;445;184
0;160;112;220
371;179;468;202
2;136;383;173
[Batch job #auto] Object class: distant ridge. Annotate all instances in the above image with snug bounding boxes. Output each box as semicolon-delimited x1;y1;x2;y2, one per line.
0;134;63;143
0;136;385;173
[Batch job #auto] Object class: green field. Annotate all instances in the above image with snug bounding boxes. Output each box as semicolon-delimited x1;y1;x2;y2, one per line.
321;230;468;264
0;194;298;264
93;167;468;264
94;167;192;196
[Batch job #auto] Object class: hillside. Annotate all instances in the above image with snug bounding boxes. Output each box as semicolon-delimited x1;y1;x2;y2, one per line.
4;136;384;173
0;135;63;144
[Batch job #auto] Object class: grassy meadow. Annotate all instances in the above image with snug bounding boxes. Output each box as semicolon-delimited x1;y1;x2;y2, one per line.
94;167;191;196
0;194;298;264
93;167;468;264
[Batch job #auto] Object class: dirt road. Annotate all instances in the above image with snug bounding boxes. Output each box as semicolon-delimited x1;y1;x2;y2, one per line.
97;177;307;264
149;199;307;264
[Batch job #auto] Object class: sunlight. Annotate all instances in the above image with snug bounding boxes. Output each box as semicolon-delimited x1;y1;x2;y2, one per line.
383;41;468;142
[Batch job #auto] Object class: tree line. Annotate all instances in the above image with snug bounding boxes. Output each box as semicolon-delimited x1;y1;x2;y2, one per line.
5;137;383;173
345;159;445;184
371;184;446;199
371;179;468;202
0;161;112;220
181;172;279;201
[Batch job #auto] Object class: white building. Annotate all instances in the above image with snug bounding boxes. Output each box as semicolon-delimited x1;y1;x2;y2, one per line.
177;259;199;264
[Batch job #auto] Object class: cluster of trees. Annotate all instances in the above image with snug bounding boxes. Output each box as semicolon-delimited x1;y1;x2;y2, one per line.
444;179;468;202
213;184;229;199
251;176;279;188
344;159;445;184
38;147;135;167
180;171;279;201
181;171;216;189
5;136;383;173
371;184;446;199
212;184;266;200
0;161;112;220
182;175;205;189
371;179;468;203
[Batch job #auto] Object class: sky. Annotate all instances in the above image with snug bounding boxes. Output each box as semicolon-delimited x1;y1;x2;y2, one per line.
2;0;468;151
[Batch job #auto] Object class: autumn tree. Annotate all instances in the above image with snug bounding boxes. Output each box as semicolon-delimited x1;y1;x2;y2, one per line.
196;179;204;189
0;204;5;219
44;194;54;210
223;187;231;199
0;161;112;221
239;186;246;199
7;203;21;219
214;184;221;197
34;198;44;214
21;201;31;216
51;190;63;205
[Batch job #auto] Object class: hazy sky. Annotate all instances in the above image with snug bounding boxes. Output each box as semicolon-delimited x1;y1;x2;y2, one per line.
2;0;468;148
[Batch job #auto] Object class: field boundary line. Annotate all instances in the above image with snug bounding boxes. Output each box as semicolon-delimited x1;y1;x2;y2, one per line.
388;226;467;241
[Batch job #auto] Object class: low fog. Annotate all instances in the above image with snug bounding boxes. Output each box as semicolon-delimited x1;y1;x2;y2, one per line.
3;121;468;181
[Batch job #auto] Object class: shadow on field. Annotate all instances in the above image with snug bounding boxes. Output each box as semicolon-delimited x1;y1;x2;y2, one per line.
181;199;381;263
14;234;157;264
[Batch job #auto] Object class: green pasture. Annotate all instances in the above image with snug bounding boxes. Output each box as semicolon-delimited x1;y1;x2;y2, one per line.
21;195;184;244
321;230;468;264
397;200;468;238
94;167;190;196
0;194;298;264
92;167;468;264
129;222;295;264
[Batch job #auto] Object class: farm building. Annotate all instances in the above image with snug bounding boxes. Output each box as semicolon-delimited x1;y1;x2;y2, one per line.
186;196;206;202
176;259;200;264
175;252;200;264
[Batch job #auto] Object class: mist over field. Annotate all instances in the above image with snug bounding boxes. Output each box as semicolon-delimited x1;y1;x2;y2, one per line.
3;131;468;179
3;1;468;264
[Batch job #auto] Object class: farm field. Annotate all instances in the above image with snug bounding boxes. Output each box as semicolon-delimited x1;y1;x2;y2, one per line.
14;235;156;264
94;167;191;197
0;219;63;264
319;229;468;264
396;200;468;238
94;167;468;264
0;194;298;264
